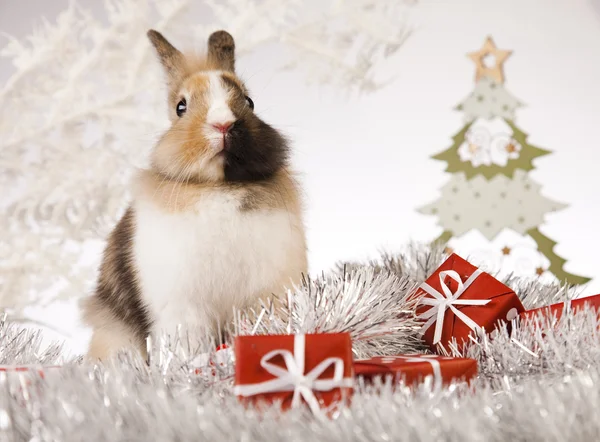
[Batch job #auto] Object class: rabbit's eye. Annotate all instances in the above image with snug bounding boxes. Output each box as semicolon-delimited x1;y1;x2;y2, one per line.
176;98;187;117
245;96;254;111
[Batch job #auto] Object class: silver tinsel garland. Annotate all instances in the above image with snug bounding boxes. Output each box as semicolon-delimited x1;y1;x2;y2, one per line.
1;247;599;441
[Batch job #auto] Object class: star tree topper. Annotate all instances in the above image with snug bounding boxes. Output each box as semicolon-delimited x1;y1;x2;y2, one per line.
468;36;512;84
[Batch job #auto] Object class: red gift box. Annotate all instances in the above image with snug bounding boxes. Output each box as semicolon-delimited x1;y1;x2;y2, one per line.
354;354;477;389
415;253;525;352
233;333;354;418
519;294;600;325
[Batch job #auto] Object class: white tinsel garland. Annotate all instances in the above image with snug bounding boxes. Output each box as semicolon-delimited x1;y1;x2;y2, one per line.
236;266;426;358
0;247;598;441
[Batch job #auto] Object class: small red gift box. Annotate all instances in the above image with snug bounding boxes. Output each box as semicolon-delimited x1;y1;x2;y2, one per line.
519;294;600;325
354;354;477;389
233;333;354;418
0;365;61;406
0;365;60;378
415;253;525;352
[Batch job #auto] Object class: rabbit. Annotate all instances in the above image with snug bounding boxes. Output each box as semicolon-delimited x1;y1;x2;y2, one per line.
81;29;308;360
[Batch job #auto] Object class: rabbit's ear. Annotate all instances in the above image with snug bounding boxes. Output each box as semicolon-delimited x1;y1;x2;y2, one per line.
207;30;235;72
147;30;186;85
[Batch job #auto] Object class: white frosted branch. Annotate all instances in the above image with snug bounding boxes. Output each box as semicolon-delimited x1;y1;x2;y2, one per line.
126;0;189;89
0;0;80;101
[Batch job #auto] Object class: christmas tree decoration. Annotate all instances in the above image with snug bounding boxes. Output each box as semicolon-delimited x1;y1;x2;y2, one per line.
415;253;524;352
0;247;599;440
354;354;478;389
419;36;590;286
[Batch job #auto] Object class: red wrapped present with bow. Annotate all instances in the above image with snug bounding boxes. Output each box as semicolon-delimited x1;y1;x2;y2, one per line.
519;294;600;326
354;354;477;390
233;333;354;418
415;253;525;352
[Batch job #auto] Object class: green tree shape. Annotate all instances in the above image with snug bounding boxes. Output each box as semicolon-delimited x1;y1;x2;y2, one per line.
431;120;551;180
526;228;590;286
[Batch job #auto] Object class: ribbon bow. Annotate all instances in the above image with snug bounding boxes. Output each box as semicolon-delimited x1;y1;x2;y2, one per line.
417;269;490;345
233;334;353;418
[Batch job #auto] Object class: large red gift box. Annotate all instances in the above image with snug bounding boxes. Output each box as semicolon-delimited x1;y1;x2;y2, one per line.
519;294;600;325
233;333;354;417
415;253;525;352
354;354;477;389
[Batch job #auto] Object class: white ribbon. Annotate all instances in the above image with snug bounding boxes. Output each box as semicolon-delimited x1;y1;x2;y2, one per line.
233;334;353;417
378;355;444;392
563;299;572;316
417;269;490;345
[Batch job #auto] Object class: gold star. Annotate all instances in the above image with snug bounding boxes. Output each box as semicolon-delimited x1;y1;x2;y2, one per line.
501;246;511;255
535;267;545;276
505;143;517;153
467;36;512;84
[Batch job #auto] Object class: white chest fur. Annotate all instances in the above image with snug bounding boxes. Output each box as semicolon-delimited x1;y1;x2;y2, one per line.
132;190;304;339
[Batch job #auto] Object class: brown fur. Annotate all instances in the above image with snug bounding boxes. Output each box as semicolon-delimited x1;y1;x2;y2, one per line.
221;72;247;94
207;30;235;72
146;30;185;84
150;72;218;182
85;302;146;361
133;167;304;215
81;207;150;360
148;29;237;116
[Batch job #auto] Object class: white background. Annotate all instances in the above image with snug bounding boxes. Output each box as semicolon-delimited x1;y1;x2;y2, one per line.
1;0;600;354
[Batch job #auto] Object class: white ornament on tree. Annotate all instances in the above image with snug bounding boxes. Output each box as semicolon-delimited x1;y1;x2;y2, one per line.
457;117;522;168
457;140;492;167
489;136;522;167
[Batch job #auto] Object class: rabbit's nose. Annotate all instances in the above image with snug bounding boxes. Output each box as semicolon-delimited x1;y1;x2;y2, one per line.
211;121;234;134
